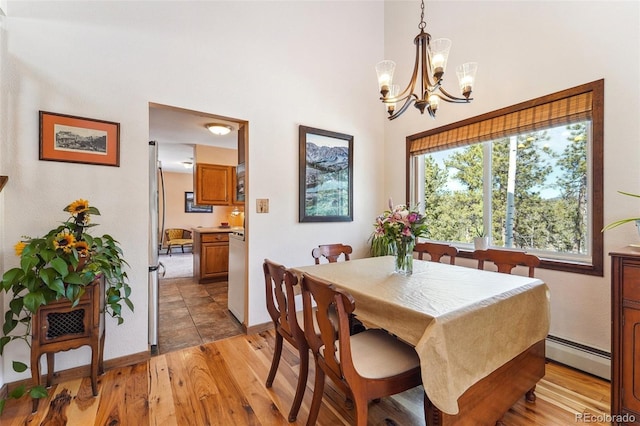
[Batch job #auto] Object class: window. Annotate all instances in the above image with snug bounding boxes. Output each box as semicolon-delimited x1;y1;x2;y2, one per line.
407;80;604;276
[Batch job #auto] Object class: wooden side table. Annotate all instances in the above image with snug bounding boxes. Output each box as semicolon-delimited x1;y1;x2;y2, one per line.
30;277;105;412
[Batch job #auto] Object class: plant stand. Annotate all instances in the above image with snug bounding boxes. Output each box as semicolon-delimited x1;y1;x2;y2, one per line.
30;277;105;413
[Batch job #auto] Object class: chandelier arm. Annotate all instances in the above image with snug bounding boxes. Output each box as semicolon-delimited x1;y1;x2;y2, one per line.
388;94;418;120
437;86;473;103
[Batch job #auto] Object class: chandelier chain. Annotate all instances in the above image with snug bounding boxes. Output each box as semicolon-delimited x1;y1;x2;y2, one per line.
418;0;426;31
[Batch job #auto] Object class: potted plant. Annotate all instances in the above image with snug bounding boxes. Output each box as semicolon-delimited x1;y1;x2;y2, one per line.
0;199;134;414
602;191;640;235
473;228;490;251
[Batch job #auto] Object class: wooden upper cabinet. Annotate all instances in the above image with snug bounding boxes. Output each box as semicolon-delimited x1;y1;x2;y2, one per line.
194;163;232;205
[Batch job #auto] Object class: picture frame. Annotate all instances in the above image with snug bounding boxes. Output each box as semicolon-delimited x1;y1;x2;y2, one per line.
185;192;213;213
299;125;353;222
39;111;120;167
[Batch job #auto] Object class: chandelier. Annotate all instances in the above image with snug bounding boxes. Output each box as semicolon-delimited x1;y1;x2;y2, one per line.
375;0;478;120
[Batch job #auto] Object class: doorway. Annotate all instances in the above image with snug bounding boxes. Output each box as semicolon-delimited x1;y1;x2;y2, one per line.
148;103;247;355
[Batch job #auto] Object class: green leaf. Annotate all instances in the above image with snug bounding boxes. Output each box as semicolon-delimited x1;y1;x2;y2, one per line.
2;268;24;287
29;385;49;399
51;257;70;277
602;217;640;232
64;272;85;285
0;336;11;355
0;398;6;415
23;291;46;313
13;360;28;372
9;297;24;315
48;278;66;297
8;384;26;399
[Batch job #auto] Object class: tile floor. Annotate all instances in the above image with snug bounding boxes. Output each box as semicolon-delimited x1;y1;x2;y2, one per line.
157;275;244;354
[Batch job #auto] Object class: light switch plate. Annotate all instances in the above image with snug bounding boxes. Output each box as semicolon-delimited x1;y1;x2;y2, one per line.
256;198;269;213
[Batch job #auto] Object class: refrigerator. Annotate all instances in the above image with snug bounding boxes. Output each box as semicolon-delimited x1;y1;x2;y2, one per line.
148;141;165;354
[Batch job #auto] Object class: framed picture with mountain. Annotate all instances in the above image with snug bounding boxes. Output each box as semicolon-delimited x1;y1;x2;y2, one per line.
299;125;353;222
39;111;120;167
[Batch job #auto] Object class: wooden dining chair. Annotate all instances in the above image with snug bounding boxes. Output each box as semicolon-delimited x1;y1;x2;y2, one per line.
263;259;309;422
311;243;353;264
473;248;541;277
301;273;425;426
414;242;459;265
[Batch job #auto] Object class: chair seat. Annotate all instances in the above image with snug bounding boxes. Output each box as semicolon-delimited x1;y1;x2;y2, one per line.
326;329;420;379
168;238;193;246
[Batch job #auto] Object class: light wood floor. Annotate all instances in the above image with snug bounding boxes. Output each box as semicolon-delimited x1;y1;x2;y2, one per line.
2;330;611;425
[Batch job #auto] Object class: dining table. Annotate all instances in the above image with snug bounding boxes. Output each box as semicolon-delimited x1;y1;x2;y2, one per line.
293;255;550;425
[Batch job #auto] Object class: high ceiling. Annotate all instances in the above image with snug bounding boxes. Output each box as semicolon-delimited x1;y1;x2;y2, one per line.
149;105;239;173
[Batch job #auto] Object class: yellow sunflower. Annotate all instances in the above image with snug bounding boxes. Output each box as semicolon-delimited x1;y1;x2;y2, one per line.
14;241;27;257
67;199;90;215
53;231;76;253
74;240;90;254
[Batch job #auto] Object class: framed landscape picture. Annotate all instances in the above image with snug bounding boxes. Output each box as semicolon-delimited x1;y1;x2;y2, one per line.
185;192;213;213
299;125;353;222
39;111;120;167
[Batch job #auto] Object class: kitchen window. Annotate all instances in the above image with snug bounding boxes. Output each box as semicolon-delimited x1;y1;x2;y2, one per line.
407;80;604;276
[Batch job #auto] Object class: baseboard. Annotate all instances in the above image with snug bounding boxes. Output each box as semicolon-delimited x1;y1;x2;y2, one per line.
246;321;272;335
545;335;611;380
2;350;149;395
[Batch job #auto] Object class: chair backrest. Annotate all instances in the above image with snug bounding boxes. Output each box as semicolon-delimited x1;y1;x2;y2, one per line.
301;273;355;383
166;228;191;241
311;243;353;264
474;248;540;277
414;242;458;265
263;259;304;344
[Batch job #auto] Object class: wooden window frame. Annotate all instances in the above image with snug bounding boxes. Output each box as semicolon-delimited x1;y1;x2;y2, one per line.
406;80;604;276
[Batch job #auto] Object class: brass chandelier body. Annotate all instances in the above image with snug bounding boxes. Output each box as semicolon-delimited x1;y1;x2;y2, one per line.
376;0;477;120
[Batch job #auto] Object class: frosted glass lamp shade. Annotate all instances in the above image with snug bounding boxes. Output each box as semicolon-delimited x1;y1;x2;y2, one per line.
456;62;478;98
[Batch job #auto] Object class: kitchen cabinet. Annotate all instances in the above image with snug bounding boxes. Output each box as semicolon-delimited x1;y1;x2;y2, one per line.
611;249;640;425
193;229;229;283
194;163;232;205
194;163;244;207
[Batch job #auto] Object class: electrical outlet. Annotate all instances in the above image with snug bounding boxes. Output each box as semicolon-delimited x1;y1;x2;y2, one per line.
257;198;269;213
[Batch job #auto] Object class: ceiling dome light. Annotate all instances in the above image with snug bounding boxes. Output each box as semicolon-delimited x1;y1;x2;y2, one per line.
205;123;233;136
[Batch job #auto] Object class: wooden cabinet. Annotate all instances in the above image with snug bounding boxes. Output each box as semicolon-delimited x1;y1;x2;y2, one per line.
194;163;244;207
193;230;229;283
31;277;105;412
194;163;232;205
611;249;640;425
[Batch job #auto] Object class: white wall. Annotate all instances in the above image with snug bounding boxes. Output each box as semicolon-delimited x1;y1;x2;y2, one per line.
382;1;640;357
0;1;385;383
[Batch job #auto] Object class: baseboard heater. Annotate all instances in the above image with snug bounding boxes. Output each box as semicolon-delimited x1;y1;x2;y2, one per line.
545;335;611;380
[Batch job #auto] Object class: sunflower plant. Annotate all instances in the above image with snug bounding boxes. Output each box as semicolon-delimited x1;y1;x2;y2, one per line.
0;199;133;413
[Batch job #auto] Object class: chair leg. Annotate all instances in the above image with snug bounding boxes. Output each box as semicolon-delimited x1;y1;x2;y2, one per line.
181;245;185;253
306;361;325;426
265;333;283;388
167;244;172;256
353;396;369;426
288;346;309;422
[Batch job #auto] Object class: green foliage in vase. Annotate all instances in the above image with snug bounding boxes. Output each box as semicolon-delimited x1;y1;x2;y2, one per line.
602;191;640;231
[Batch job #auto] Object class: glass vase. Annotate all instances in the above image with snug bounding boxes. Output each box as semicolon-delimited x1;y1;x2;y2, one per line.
394;239;415;275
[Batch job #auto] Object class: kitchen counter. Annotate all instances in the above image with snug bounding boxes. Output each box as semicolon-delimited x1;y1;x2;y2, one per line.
192;227;234;234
